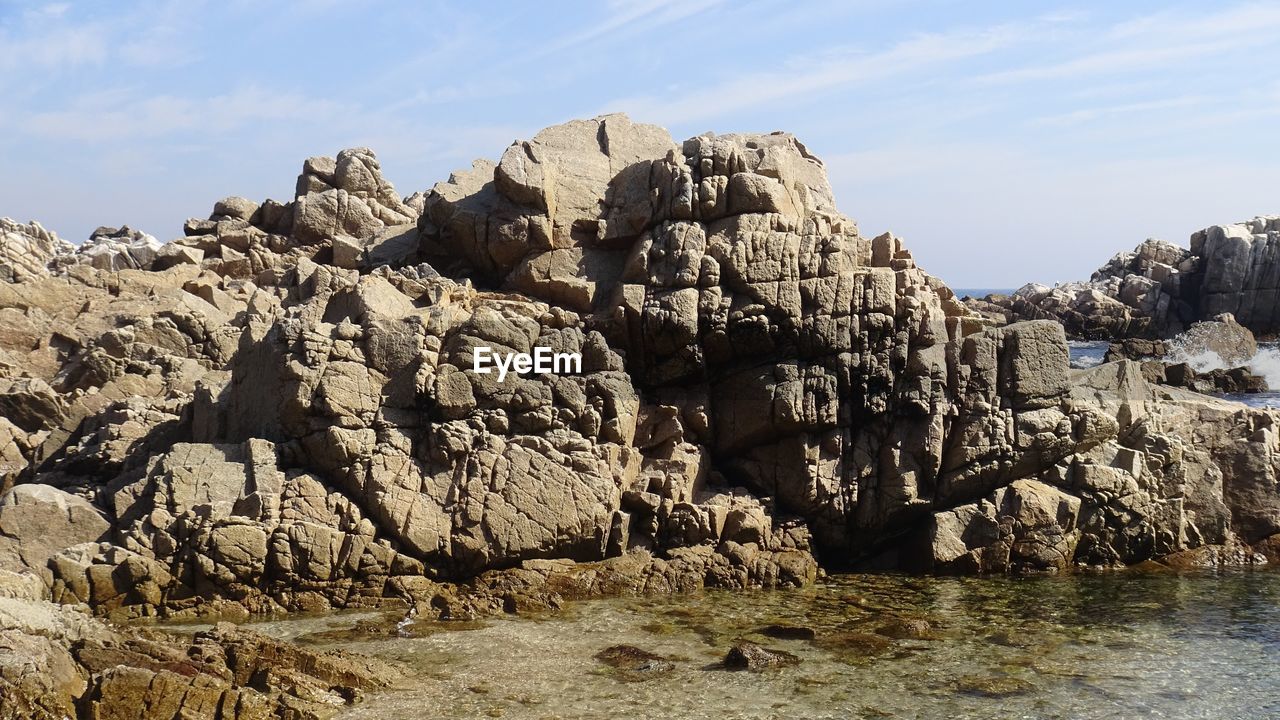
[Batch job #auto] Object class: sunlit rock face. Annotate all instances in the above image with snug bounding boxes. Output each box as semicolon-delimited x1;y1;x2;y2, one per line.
0;218;74;283
1;114;1278;620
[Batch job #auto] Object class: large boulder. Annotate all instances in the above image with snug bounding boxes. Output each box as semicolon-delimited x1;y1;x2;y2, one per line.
0;485;110;577
928;479;1081;573
1167;312;1257;366
292;148;418;247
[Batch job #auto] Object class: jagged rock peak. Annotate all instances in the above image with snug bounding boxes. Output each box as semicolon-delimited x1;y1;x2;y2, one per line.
0;218;74;282
418;113;861;313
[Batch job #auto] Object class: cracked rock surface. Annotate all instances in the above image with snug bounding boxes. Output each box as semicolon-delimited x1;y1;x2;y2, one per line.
0;114;1277;638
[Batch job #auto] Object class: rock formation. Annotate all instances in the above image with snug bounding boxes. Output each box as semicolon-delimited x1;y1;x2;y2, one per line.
0;219;74;282
1167;313;1258;366
0;569;401;718
72;226;164;272
926;361;1276;572
0;115;1277;640
969;216;1280;339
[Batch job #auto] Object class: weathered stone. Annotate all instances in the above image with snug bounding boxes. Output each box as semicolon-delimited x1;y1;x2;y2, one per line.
291;148;418;247
1167;313;1257;366
212;196;259;222
76;226;163;271
0;485;110;577
0;218;74;282
0;114;1277;637
928;479;1081;574
293;188;382;246
0;585;401;719
723;641;800;671
0;378;65;432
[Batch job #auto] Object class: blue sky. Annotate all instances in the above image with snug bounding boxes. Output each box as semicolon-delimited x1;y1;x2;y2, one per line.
1;1;1278;287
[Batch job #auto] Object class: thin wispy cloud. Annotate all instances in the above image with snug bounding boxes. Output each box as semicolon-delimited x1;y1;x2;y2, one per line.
1108;2;1280;40
0;22;108;72
21;87;347;142
20;3;71;21
1033;95;1211;127
979;3;1280;84
599;14;1070;125
536;0;726;59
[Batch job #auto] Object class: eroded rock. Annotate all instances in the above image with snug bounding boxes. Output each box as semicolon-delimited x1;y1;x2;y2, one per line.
0;115;1276;633
0;218;74;282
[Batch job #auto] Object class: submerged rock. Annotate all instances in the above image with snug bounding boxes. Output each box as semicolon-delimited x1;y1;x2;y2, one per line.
757;624;817;640
810;631;894;658
594;645;675;679
952;674;1035;698
873;617;936;640
722;641;800;671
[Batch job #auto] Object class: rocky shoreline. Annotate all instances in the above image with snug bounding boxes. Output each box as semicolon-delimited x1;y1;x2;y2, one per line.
0;568;405;719
2;114;1279;716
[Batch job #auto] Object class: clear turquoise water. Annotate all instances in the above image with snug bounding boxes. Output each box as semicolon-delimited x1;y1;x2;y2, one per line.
244;569;1280;720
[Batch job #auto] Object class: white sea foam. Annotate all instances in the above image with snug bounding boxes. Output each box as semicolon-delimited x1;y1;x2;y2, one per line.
1166;342;1280;389
1246;346;1280;389
1067;341;1108;369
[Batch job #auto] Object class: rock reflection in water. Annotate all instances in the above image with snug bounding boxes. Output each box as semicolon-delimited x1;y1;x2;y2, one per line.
240;570;1280;720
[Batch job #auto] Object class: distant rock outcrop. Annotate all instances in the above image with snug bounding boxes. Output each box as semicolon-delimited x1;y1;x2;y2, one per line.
969;216;1280;339
72;226;164;272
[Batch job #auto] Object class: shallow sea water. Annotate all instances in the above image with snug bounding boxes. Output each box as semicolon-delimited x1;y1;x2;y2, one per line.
242;570;1280;720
